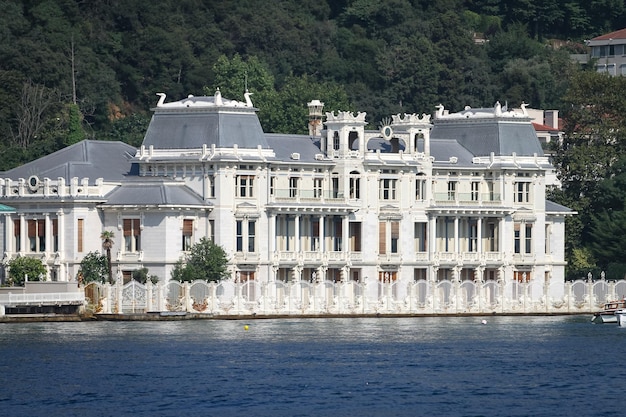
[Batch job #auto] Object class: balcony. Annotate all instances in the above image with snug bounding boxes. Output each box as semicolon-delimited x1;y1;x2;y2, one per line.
271;189;345;205
433;192;501;206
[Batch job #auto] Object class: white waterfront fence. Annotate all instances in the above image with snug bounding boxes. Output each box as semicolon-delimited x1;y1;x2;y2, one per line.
83;276;626;316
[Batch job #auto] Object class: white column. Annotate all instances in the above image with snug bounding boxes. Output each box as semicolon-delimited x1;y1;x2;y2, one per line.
319;214;325;253
429;215;436;256
477;217;482;253
269;213;276;254
19;214;25;253
454;216;459;254
342;215;349;253
295;214;300;253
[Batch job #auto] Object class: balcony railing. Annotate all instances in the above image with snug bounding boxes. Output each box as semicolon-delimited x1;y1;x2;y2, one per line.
433;193;502;205
272;189;345;203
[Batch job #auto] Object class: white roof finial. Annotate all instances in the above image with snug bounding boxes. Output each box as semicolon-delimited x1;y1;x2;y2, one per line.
215;88;223;106
244;89;253;107
495;101;502;116
156;93;166;107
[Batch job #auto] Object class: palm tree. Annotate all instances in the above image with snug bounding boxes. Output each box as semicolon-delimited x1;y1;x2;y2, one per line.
100;230;115;284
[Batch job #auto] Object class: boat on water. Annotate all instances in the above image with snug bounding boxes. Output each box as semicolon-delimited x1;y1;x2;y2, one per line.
591;299;626;323
616;309;626;327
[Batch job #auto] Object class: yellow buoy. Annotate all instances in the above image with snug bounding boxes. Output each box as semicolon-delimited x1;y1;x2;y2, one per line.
244;325;249;331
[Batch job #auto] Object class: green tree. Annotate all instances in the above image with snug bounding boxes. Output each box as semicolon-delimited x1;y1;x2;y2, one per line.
7;257;46;286
100;230;115;284
551;72;626;273
65;103;86;145
171;238;229;282
132;267;159;284
78;251;108;283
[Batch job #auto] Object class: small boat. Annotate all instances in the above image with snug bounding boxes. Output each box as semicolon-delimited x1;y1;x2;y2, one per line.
591;299;626;323
616;309;626;327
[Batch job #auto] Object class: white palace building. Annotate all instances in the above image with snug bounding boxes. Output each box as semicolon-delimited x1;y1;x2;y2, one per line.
0;90;577;314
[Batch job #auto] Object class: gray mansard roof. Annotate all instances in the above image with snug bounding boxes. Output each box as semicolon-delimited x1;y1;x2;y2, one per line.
430;106;544;157
141;93;270;150
102;179;210;208
1;140;136;183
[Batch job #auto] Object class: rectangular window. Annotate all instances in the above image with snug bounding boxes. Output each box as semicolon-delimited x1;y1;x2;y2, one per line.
236;220;243;252
487;221;498;251
123;219;141;252
77;219;84;253
414;268;427;281
525;224;532;254
415;178;425;200
270;176;275;196
332;218;342;251
289;177;299;198
333;132;340;150
471;181;479;201
210;175;215;197
236;175;255;197
349;176;360;199
209;220;215;242
447;181;457;201
379;221;386;254
414;222;427;252
248;220;256;252
311;220;320;251
349;222;361;252
468;219;478;252
380;179;397;200
313;178;323;198
514;223;521;254
391;221;399;253
331;176;340;198
14;219;20;252
182;219;193;251
514;182;530;203
52;219;58;252
27;219;45;252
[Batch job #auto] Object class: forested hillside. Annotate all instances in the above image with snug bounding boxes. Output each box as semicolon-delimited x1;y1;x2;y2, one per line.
3;0;626;276
1;0;624;170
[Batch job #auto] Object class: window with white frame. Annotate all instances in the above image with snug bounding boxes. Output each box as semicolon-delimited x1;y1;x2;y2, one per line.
333;131;340;150
235;175;255;197
27;219;46;252
349;171;360;199
447;180;457;201
379;178;397;200
415;175;426;200
236;219;257;253
414;222;427;252
514;221;533;254
313;178;323;198
379;220;400;254
471;181;480;201
289;177;299;198
182;219;194;251
123;218;141;252
514;181;530;203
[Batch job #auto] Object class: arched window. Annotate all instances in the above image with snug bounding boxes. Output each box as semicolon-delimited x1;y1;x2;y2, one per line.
333;131;340;150
415;132;425;153
349;131;359;150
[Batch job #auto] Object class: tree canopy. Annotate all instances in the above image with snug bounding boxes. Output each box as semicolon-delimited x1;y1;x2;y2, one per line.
7;256;46;286
0;0;621;168
171;238;229;282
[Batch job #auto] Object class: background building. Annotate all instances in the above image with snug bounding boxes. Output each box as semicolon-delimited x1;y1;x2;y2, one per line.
587;27;626;75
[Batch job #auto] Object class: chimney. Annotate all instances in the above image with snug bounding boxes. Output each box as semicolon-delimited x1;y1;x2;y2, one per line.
307;100;324;136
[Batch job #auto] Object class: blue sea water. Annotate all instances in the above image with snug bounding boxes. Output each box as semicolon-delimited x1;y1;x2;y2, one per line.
0;315;623;417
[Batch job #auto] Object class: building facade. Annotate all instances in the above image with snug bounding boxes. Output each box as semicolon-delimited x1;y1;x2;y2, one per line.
0;91;573;299
587;27;626;75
